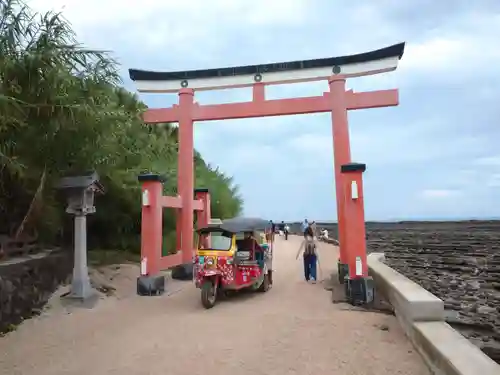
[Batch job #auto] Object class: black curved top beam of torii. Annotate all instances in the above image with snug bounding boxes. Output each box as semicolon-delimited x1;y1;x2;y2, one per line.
128;42;405;93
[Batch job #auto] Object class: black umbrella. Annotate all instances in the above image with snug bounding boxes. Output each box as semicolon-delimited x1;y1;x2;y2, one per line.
220;217;270;233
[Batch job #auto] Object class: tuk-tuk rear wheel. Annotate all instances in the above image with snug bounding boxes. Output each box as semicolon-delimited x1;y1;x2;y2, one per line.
201;280;217;309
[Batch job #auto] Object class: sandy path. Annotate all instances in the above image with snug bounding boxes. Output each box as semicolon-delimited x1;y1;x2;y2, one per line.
0;236;429;375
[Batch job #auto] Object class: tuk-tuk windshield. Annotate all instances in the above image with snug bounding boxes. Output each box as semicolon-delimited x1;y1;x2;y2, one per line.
199;230;232;251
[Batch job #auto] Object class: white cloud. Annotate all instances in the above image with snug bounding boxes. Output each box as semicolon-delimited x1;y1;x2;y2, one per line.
353;124;488;167
402;37;500;76
285;132;331;156
399;13;500;81
28;0;311;53
473;156;500;166
227;144;277;167
448;169;480;187
420;189;462;199
198;116;295;138
339;5;500;85
465;157;500;189
282;117;489;169
402;38;468;72
29;0;309;27
487;174;500;188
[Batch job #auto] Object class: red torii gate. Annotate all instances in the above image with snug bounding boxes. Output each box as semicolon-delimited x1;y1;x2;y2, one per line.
129;42;405;304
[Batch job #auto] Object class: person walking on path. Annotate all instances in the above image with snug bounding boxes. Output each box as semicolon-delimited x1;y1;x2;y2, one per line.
301;219;309;238
296;226;320;283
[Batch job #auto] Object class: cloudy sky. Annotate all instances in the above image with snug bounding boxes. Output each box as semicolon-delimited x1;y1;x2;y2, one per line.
31;0;500;221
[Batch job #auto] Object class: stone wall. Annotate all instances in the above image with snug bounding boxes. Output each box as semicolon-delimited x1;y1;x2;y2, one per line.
0;249;73;333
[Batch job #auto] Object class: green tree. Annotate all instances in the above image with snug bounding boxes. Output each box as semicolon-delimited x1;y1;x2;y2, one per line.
0;0;243;252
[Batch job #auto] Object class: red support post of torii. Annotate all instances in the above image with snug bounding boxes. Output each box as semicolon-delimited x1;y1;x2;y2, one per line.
130;42;405;303
329;76;352;283
195;188;211;249
341;162;371;303
136;172;211;296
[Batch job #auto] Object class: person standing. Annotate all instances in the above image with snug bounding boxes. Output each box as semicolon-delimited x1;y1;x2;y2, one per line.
279;221;285;236
301;219;309;238
311;221;317;238
284;223;290;240
296;226;319;283
269;220;276;242
270;220;276;233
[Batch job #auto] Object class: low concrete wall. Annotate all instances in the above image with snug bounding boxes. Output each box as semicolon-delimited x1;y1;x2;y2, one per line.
368;253;499;375
312;221;500;363
0;249;72;333
368;253;444;329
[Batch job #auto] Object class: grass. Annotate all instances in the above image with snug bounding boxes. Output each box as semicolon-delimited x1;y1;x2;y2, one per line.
0;323;19;337
88;231;191;268
88;249;140;267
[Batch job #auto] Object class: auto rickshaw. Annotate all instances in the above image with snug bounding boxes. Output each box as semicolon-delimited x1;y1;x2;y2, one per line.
193;217;273;309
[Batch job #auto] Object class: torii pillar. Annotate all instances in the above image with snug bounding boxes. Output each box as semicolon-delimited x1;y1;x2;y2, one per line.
329;76;351;283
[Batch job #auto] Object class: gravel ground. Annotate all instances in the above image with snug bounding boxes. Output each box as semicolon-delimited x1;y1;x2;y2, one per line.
0;236;429;375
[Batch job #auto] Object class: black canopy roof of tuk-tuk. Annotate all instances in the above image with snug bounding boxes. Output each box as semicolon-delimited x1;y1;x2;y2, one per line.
197;217;270;234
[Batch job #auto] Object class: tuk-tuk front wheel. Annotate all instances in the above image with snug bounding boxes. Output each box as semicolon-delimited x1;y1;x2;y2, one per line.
201;280;217;309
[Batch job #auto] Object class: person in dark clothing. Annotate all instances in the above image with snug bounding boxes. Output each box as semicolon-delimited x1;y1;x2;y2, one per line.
301;219;309;238
283;221;289;240
279;221;285;231
295;226;319;283
237;231;262;254
269;220;276;242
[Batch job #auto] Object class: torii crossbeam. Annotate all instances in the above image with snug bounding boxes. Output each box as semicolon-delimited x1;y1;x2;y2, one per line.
129;42;405;304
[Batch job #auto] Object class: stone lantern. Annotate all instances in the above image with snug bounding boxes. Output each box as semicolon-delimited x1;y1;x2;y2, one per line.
57;171;104;303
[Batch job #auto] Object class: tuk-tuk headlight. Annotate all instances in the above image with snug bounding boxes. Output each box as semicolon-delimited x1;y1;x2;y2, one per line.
206;257;214;266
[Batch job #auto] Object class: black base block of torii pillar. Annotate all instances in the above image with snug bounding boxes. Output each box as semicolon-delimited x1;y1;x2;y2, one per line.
344;277;375;305
171;263;194;280
137;274;165;296
337;261;349;284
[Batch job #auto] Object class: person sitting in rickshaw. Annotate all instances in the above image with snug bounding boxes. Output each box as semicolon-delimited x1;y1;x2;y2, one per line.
237;231;263;259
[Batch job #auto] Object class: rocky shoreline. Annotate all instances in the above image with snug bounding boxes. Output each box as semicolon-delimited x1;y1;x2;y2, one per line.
370;221;500;364
299;220;500;364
